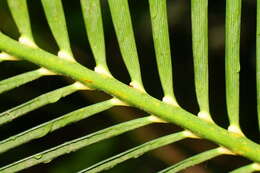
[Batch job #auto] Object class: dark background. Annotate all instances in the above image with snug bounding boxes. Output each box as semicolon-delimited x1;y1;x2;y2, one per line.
0;0;259;172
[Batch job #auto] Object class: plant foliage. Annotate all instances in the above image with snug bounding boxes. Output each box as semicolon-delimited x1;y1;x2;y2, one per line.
0;0;259;172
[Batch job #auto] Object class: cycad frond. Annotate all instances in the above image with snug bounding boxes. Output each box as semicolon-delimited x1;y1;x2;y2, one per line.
0;0;259;172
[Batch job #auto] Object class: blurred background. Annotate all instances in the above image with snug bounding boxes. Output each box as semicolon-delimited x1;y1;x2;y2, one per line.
0;0;259;172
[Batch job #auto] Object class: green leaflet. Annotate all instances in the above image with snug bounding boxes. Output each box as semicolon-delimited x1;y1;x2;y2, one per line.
0;68;46;94
229;163;260;173
108;0;144;90
41;0;74;60
0;98;116;153
149;0;178;106
158;148;224;173
80;0;110;75
191;0;213;122
7;0;35;46
225;0;242;134
0;83;78;125
0;117;154;173
77;131;188;173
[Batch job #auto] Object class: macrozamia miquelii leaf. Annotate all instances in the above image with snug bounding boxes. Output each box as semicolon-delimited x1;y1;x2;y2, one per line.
0;0;260;172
